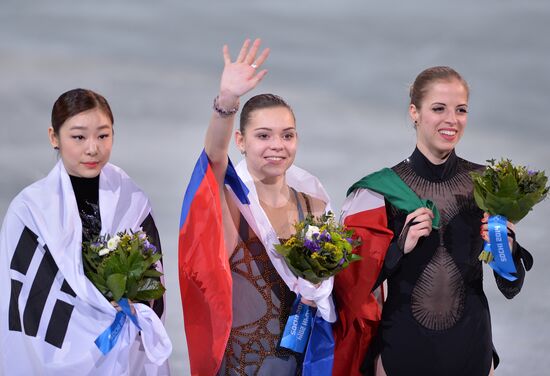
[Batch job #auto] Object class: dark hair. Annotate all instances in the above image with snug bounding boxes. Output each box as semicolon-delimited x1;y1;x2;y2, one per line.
239;93;295;134
409;66;469;108
51;88;114;134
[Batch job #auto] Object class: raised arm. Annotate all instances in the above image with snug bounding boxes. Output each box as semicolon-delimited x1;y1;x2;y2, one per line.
205;39;269;185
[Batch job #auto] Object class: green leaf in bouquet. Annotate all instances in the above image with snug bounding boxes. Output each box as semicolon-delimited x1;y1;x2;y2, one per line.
106;273;127;302
472;184;490;213
508;191;546;222
479;190;514;215
316;254;339;270
482;190;534;223
118;245;128;264
349;253;362;263
103;254;126;276
274;244;291;257
144;253;162;268
131;237;140;253
306;255;330;275
286;248;312;272
301;269;325;285
496;173;519;196
127;250;146;280
142;269;164;278
135;278;166;301
125;276;139;300
82;250;100;272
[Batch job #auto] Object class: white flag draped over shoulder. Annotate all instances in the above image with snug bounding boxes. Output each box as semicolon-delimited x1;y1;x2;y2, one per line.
0;160;171;376
229;160;336;322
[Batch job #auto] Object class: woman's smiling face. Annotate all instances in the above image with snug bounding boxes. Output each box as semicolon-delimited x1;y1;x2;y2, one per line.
410;78;469;163
236;106;297;182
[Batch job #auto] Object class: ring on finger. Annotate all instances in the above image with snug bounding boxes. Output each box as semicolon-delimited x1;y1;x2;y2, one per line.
251;63;258;69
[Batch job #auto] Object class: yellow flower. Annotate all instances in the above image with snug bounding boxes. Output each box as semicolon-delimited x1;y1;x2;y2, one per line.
323;242;337;253
285;237;298;247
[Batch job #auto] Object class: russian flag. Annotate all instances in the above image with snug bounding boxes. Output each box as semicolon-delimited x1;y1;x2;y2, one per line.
333;188;394;376
178;150;232;376
178;150;250;375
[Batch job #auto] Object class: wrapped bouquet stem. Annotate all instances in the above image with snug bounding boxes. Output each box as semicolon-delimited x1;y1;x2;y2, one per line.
275;211;361;357
471;159;548;280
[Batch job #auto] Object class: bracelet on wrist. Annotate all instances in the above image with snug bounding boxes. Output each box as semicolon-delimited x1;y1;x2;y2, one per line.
213;95;239;117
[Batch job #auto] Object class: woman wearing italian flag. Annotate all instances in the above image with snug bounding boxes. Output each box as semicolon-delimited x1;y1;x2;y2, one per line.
333;66;533;376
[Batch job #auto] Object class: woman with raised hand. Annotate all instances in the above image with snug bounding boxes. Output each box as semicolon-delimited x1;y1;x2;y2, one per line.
0;88;171;375
179;39;335;376
335;66;533;376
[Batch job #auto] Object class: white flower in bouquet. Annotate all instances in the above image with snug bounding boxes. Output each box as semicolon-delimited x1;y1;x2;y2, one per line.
107;235;121;251
98;248;110;256
305;225;320;241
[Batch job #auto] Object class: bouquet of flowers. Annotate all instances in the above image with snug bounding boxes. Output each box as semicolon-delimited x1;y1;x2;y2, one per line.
275;211;361;284
471;158;548;223
82;229;165;303
470;158;548;264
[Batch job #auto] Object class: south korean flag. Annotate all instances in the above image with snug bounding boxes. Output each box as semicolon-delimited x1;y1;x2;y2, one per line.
0;161;171;375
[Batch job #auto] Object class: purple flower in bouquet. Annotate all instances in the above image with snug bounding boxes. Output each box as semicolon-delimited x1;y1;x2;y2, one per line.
320;230;332;242
304;239;321;252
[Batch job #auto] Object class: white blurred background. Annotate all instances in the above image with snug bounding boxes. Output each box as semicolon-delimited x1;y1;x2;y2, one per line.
1;1;549;374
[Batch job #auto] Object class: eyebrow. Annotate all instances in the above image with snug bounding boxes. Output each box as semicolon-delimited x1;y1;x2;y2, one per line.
431;102;468;107
68;124;112;131
252;127;296;132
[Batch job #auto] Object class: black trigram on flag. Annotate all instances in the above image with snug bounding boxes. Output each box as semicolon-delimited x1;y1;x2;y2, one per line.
9;226;76;348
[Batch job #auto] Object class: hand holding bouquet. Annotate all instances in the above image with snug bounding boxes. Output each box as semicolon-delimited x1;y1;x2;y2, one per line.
275;211;361;285
470;159;548;277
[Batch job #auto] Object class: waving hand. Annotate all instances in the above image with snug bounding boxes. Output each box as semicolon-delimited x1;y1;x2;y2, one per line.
218;39;270;107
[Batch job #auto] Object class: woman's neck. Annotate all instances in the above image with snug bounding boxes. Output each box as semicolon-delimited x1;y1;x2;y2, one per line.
253;174;290;208
416;143;452;165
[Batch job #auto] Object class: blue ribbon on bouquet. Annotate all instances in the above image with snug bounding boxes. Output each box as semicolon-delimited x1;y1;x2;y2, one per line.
95;298;142;355
484;215;517;281
280;296;313;353
279;296;335;376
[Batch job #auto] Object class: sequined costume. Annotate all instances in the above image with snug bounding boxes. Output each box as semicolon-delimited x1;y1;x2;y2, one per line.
218;189;313;376
364;148;533;376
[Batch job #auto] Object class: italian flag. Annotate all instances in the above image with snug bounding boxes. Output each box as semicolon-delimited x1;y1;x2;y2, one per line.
333;187;393;376
332;168;440;375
